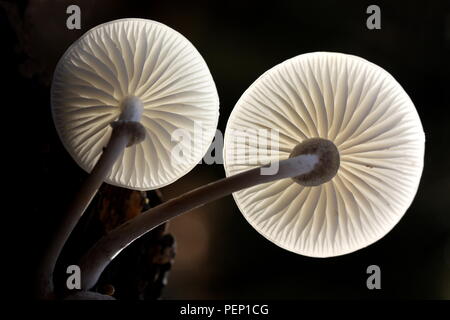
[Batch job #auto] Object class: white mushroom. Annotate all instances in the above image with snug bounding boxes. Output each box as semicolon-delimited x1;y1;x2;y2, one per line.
38;18;219;298
74;52;424;291
52;18;219;190
223;52;425;257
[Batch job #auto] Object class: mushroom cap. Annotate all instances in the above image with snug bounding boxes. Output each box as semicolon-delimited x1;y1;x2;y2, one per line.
51;18;219;190
223;52;425;257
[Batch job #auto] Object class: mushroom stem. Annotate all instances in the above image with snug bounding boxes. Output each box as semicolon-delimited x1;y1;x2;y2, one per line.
37;98;145;299
79;153;319;290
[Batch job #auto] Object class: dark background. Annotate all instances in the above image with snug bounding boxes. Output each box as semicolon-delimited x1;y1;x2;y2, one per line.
2;0;449;299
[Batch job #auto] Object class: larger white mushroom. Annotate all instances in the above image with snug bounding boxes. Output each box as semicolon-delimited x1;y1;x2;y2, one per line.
223;52;425;257
71;52;424;292
38;18;219;298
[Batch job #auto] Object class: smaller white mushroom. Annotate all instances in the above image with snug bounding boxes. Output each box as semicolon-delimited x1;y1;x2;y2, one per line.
38;18;219;298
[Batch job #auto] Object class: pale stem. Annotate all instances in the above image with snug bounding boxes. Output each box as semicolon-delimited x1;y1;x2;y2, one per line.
36;97;144;299
80;154;319;290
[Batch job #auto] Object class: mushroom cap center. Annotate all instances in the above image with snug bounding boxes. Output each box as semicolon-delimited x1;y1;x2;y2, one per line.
289;138;340;186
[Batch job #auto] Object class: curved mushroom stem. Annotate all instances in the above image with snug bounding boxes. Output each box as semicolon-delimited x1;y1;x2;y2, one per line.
37;97;145;299
79;153;320;290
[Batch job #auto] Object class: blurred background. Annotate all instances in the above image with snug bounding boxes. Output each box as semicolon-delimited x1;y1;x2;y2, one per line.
2;0;448;299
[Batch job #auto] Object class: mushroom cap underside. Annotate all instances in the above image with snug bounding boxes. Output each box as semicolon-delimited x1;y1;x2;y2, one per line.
223;52;425;257
51;18;219;190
